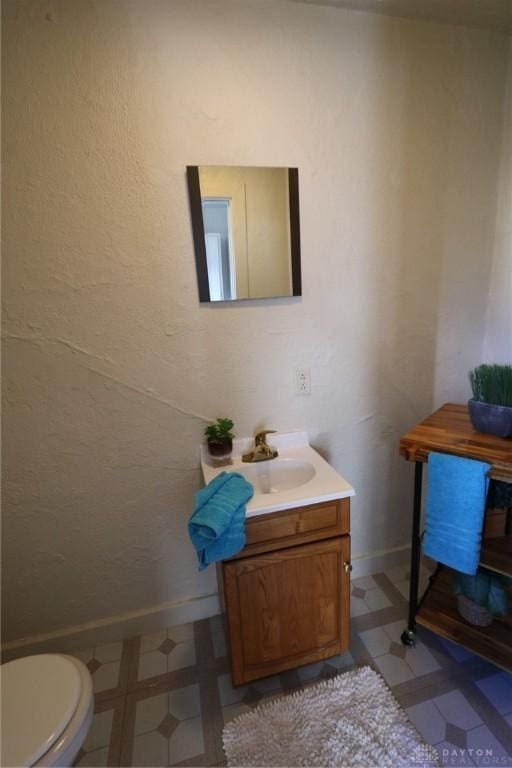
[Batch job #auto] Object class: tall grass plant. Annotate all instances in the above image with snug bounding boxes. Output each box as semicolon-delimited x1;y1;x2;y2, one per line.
469;364;512;407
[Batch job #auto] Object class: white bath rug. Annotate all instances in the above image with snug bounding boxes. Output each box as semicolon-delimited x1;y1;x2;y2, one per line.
222;665;438;767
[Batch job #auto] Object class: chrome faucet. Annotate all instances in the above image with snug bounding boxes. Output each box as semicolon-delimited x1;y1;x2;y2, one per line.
242;430;279;463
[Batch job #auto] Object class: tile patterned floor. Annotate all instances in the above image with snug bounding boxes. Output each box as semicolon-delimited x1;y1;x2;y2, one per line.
70;565;512;767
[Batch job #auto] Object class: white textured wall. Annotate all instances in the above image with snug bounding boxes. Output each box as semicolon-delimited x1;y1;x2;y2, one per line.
2;0;509;642
484;38;512;363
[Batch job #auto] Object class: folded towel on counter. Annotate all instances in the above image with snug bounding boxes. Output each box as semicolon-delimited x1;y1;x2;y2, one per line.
188;471;254;570
423;452;490;575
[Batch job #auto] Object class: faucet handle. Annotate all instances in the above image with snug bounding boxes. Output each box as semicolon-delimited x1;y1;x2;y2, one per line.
255;429;276;447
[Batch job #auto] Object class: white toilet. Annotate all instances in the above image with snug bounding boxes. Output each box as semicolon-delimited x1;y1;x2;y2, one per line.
1;654;93;767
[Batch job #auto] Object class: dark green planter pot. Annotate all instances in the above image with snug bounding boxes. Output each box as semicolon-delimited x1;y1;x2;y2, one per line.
468;399;512;439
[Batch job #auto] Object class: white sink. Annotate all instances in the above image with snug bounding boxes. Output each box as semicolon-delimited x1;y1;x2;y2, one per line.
201;431;355;518
237;458;316;494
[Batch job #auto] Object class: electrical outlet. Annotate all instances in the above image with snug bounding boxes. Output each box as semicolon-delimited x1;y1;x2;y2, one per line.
295;368;311;395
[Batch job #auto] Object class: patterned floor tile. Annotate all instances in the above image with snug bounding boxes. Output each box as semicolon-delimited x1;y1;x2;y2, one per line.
383;564;409;584
82;709;114;753
475;672;512;715
389;640;407;660
94;642;123;664
71;648;94;664
134;692;168;736
433;691;482;731
169;684;201;719
326;651;355;670
437;636;475;663
350;596;370;616
212;630;227;659
359;626;391;657
140;630;167;654
210;615;227;659
382;620;407;644
363;586;392;611
388;561;433;601
76;746;109;767
217;671;282;709
394;579;411;599
71;648;121;695
167;639;196;672
466;724;511;764
209;614;225;635
297;660;324;682
168;622;195;643
218;673;248;707
351;576;392;612
159;638;177;656
91;660;120;693
242;686;263;706
168;716;204;764
404;642;440;677
158;713;179;739
132;730;168;767
221;702;251;724
66;567;512;767
374;652;416;685
138;650;167;681
299;662;346;685
351;575;378;591
445;722;468;749
406;700;447;744
252;675;283;694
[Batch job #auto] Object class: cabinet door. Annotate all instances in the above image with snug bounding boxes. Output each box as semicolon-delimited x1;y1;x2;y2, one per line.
223;535;350;685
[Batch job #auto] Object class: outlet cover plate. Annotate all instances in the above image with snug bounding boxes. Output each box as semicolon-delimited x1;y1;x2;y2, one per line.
296;368;311;395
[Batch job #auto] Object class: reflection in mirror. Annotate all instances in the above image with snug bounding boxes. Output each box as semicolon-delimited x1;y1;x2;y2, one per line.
202;198;235;300
187;166;301;302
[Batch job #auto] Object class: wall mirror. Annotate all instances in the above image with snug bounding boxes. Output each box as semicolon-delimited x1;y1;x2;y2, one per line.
187;165;301;302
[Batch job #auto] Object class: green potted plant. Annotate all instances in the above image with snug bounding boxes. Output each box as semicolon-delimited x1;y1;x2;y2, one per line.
204;417;235;460
468;364;512;438
453;568;511;627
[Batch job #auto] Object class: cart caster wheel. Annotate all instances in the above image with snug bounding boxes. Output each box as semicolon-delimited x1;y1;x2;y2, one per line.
401;629;416;647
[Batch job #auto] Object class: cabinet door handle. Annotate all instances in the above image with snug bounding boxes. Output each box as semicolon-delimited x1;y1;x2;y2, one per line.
343;561;353;573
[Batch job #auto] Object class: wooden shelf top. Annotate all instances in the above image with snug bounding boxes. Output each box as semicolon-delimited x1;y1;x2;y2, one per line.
399;403;512;480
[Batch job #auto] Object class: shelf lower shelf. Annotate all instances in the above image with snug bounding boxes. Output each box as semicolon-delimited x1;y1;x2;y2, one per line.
417;569;512;672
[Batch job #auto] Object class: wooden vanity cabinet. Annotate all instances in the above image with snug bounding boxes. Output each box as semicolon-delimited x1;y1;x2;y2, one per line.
219;498;351;685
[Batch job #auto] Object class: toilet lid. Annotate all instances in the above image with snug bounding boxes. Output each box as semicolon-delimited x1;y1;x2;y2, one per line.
1;654;82;767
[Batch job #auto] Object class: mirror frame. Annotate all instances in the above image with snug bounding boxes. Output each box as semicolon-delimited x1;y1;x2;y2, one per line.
186;165;302;303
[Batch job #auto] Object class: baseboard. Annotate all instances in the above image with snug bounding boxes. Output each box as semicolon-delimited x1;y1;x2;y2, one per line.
3;545;411;661
1;591;220;662
351;543;411;579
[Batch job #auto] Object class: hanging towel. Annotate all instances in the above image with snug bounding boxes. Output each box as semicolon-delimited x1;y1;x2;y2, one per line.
423;452;490;575
188;471;254;570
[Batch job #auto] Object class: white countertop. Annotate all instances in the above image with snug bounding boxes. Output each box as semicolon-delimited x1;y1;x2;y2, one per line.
200;431;355;518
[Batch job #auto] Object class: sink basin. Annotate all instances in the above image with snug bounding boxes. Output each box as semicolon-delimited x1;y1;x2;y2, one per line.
200;431;354;517
237;458;315;494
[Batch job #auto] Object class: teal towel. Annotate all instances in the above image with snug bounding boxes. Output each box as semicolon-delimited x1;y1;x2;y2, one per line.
423;452;490;575
188;472;254;570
